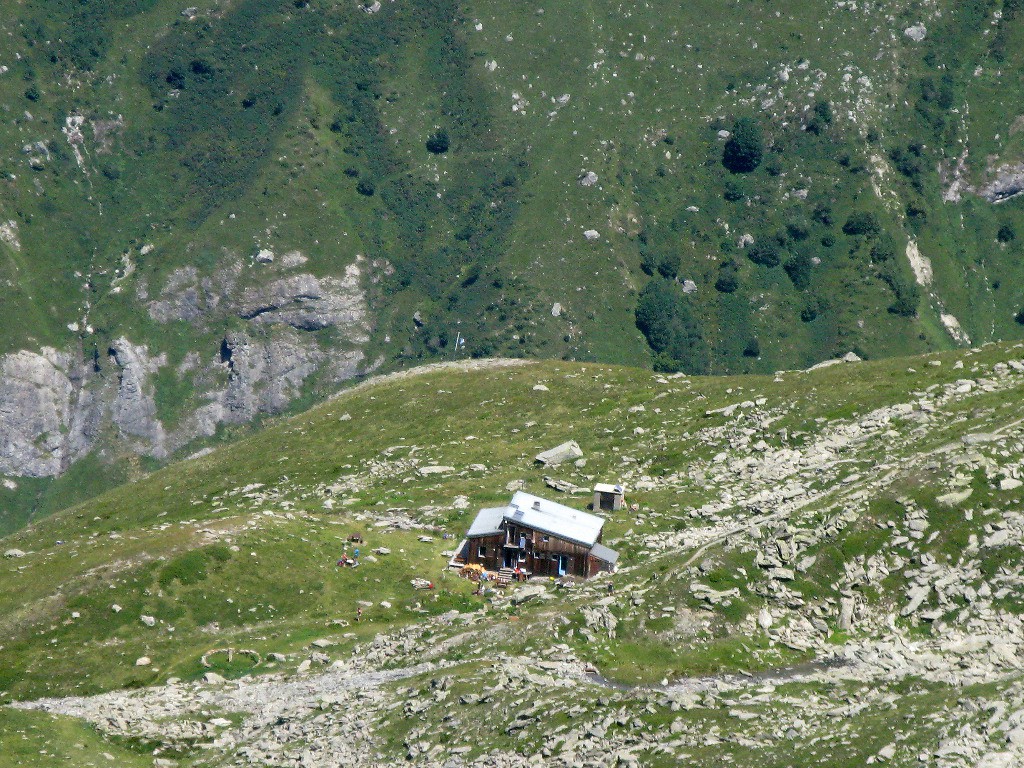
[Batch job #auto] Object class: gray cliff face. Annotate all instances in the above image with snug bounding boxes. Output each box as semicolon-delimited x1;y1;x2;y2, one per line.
146;261;242;324
0;256;373;479
108;338;168;459
0;349;75;477
235;265;370;339
221;329;322;419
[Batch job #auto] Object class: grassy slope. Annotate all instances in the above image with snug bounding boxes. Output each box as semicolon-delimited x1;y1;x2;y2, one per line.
0;349;1016;695
2;342;1024;766
0;707;153;768
2;0;1024;532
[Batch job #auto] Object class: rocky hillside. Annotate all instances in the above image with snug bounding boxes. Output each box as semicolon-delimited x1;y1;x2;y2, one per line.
5;347;1024;765
2;0;1024;527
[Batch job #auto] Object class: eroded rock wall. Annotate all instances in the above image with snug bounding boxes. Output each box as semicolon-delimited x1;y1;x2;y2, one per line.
0;256;373;479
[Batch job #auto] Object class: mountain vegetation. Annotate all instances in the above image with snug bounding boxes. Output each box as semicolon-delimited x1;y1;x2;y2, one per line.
2;0;1024;525
3;346;1024;765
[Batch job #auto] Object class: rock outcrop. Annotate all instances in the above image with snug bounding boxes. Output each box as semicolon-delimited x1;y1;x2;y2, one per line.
108;338;167;458
978;163;1024;204
167;328;368;451
220;329;324;420
0;349;78;477
0;252;374;480
236;266;369;339
147;262;241;324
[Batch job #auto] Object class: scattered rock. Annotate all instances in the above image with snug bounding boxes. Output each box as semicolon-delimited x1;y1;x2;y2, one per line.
544;476;586;494
904;24;927;42
937;489;973;506
418;466;455;476
978;163;1024;204
535;441;584;466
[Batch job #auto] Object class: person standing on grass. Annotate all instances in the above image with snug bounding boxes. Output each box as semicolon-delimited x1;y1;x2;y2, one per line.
356;606;363;622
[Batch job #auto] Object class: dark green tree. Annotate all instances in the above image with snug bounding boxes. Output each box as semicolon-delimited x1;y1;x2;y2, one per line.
722;117;764;173
635;279;709;374
635;280;678;353
880;265;920;317
747;242;781;268
807;100;833;135
715;261;740;293
783;253;813;289
843;211;881;237
426;130;450;154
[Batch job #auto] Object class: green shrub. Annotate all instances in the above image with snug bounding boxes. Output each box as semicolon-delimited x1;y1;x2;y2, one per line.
635;279;709;374
807;100;833;135
786;218;811;241
880;265;920;317
640;247;680;279
425;130;450;154
801;294;827;322
723;178;746;201
783;253;812;289
715;262;740;293
842;211;881;237
747;242;781;268
812;203;833;226
722;117;764;173
871;240;897;263
657;252;681;279
997;224;1016;243
889;293;919;318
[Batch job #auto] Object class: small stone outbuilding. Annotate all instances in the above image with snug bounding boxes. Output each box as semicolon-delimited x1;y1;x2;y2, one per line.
593;483;625;512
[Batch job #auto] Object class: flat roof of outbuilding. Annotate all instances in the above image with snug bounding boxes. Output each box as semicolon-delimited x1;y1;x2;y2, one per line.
466;506;506;537
590;542;620;564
